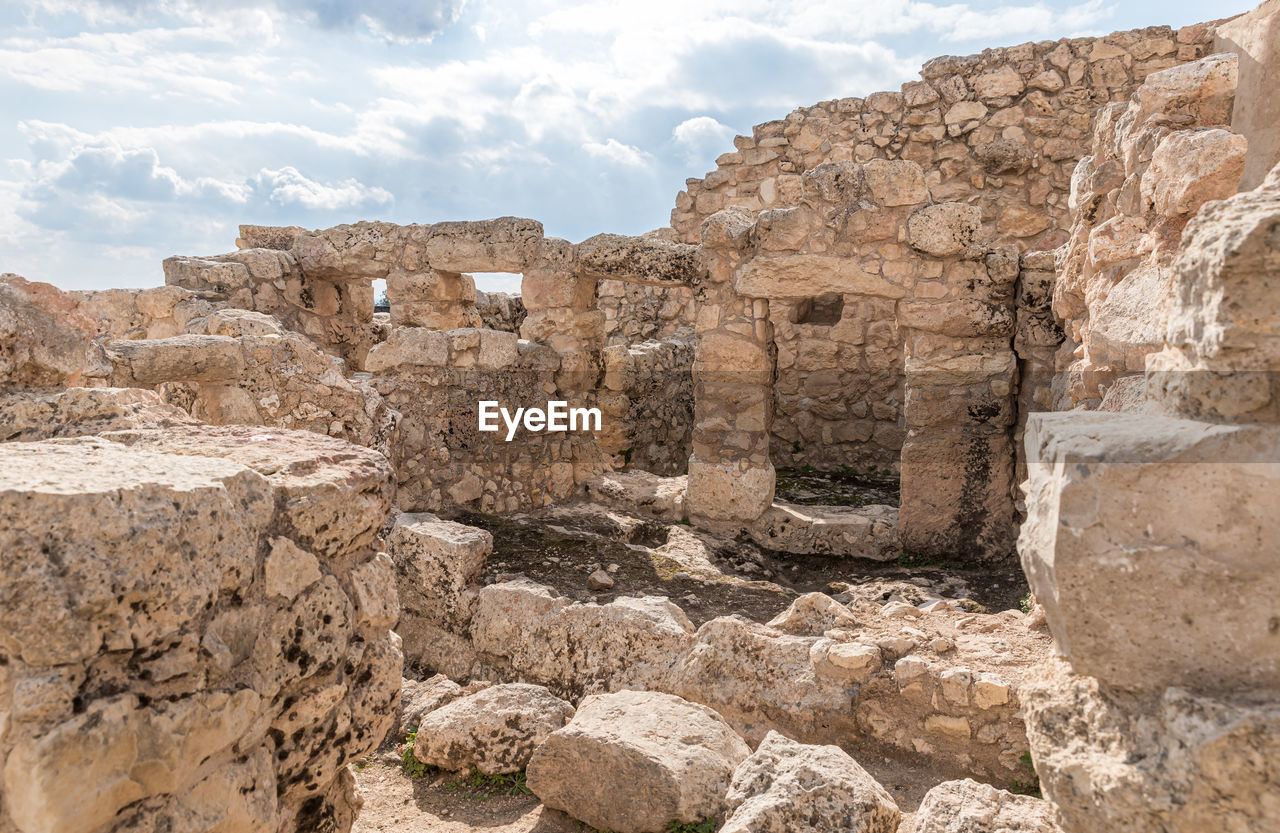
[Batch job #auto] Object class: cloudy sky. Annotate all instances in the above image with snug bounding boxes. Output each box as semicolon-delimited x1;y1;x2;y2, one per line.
0;0;1252;292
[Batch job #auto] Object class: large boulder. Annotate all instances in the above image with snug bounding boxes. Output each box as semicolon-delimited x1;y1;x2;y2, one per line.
413;683;573;774
0;425;400;833
1020;412;1280;693
915;779;1060;833
722;731;900;833
0;274;108;388
470;579;695;697
389;513;492;678
526;689;750;833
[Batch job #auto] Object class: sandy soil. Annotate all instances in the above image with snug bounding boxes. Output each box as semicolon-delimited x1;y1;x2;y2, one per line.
352;754;938;833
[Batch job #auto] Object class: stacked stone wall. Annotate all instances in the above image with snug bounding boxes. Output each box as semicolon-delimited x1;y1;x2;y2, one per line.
672;24;1218;248
600;334;695;476
1016;38;1280;830
0;276;401;833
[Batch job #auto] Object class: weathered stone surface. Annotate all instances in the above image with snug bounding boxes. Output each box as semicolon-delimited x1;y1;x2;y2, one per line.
289;221;404;279
104;334;242;388
0;386;196;442
734;255;906;299
749;502;899;560
1141;128;1247;217
721;731;900;833
412;683;574;774
1215;0;1280;189
164;247;378;370
1134;51;1237;127
577;233;702;287
526;689;750;833
1;274;108;388
1020;412;1280;693
471;579;695;697
585;471;688;521
975;140;1034;175
72;284;218;341
686;459;776;525
1023;656;1280;833
909;203;983;257
399;675;468;735
421;217;544;272
389;513;491;677
0;425;399;833
365;326;449;371
864;159;930;206
972;65;1025;99
915;778;1061;833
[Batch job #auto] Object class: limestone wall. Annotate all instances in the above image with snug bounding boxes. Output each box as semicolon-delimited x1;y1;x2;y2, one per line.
1215;0;1280;189
1015;39;1280;828
366;326;608;512
600;334;695;476
1052;53;1244;410
0;276;402;833
164;247;379;370
689;159;1019;559
598;279;694;346
475;290;526;333
70;285;222;340
672;24;1219;249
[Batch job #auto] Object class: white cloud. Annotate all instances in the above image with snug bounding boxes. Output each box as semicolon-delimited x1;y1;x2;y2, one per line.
253;166;393;210
582;138;652;168
672;116;737;166
2;0;1195;291
22;0;468;42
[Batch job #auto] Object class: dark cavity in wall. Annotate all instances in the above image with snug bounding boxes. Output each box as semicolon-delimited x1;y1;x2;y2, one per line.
792;294;844;326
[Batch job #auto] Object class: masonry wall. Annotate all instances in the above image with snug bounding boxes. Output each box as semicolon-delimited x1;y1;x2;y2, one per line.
672;24;1218;248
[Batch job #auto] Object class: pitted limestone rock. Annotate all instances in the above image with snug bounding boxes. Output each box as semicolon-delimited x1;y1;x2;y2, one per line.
412;683;574;774
722;731;900;833
0;424;399;833
526;690;750;833
1;274;109;388
915;778;1062;833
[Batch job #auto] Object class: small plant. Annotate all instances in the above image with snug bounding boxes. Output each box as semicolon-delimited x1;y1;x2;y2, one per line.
1009;751;1042;797
400;729;435;779
443;767;533;800
1020;593;1032;614
896;551;927;568
665;820;717;833
679;516;691;525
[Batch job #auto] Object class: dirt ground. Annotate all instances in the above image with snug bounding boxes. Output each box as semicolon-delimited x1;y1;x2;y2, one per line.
352;756;936;833
452;500;1029;631
366;471;1034;831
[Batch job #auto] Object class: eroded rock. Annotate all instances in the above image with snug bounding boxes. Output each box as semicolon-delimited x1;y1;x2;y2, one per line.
526;689;750;833
412;683;574;774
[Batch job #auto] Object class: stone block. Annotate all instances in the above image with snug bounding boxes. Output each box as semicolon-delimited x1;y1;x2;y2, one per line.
526;690;750;833
1020;412;1280;693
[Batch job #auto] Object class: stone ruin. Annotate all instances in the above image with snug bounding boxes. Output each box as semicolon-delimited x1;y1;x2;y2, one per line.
1;2;1279;832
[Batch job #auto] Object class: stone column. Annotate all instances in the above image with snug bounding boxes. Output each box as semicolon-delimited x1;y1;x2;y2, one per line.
685;208;776;527
519;237;604;393
898;230;1019;563
392;224;481;329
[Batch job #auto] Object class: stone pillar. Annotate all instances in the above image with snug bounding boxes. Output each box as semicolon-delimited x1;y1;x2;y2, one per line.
520;237;604;395
898;242;1019;563
392;225;481;329
685;208;776;527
